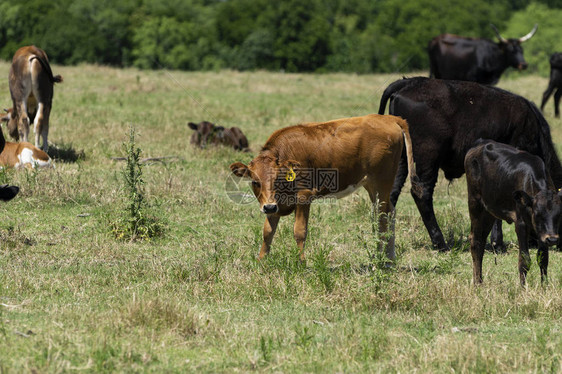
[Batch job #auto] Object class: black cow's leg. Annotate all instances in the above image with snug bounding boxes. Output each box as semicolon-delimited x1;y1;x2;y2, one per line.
390;156;408;207
537;242;549;284
514;220;531;286
554;89;561;118
541;83;555;112
410;165;448;250
490;219;506;252
558;219;562;252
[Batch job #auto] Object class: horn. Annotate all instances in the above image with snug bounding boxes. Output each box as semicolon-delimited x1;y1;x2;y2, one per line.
519;24;538;43
490;24;507;43
3;109;8;113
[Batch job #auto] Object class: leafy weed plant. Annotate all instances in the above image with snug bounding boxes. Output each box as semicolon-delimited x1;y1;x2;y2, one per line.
111;126;164;241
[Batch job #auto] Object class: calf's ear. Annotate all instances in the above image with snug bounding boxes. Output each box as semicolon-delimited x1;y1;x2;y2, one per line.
188;122;198;131
0;109;10;122
282;160;301;172
230;162;250;178
513;190;533;208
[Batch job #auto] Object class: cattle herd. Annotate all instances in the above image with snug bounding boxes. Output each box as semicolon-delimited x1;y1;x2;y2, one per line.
2;25;562;286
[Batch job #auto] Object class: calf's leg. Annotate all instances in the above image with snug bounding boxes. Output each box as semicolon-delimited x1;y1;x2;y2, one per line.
34;103;50;152
293;203;310;261
367;171;397;261
468;202;496;284
537;243;549;284
260;215;280;260
514;220;531;286
490;219;505;252
17;101;30;142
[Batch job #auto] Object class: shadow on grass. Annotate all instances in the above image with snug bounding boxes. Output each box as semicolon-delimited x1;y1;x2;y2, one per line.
47;142;86;163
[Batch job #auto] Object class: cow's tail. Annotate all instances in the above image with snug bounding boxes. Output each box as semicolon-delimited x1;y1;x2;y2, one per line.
378;78;412;115
30;56;63;84
528;101;562;188
395;118;422;198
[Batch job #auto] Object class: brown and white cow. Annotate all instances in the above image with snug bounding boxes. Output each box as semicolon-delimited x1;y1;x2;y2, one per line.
189;121;250;152
0;141;53;169
2;45;63;152
0;131;19;201
230;114;419;262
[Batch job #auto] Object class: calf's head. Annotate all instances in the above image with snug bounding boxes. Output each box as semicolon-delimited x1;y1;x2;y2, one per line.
514;189;562;246
230;156;301;215
188;121;225;148
0;108;19;140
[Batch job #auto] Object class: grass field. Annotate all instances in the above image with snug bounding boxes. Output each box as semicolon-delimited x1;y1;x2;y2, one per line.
0;62;561;373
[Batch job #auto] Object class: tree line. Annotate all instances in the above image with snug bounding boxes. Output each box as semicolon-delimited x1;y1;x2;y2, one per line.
0;0;561;74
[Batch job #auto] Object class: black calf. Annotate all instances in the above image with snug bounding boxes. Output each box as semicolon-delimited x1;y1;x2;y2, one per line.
465;140;561;285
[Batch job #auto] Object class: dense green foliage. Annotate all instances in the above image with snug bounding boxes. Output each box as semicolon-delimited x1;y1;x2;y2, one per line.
0;0;561;73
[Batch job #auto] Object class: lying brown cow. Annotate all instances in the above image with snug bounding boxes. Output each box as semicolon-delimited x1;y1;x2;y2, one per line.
188;121;249;152
230;114;418;261
0;131;19;201
465;140;561;285
1;45;63;152
0;141;53;169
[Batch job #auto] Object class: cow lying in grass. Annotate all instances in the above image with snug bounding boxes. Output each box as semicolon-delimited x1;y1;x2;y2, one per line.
0;132;19;201
188;121;249;152
230;114;419;262
0;141;52;169
465;140;561;285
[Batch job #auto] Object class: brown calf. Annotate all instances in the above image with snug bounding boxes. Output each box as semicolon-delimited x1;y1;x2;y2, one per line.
230;114;418;262
189;121;249;151
2;45;62;152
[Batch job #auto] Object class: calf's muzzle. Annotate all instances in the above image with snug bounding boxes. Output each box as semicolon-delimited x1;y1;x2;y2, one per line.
262;204;279;214
544;235;559;246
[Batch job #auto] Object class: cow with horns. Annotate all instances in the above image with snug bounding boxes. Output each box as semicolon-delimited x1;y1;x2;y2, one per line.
428;24;538;85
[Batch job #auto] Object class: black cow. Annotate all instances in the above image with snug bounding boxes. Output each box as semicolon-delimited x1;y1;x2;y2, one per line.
465;140;561;285
428;24;537;85
540;52;562;118
378;77;562;251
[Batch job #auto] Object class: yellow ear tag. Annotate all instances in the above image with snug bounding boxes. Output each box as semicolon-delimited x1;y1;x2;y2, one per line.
286;167;296;182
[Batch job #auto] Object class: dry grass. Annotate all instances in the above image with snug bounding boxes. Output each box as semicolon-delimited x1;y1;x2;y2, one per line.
0;62;560;372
